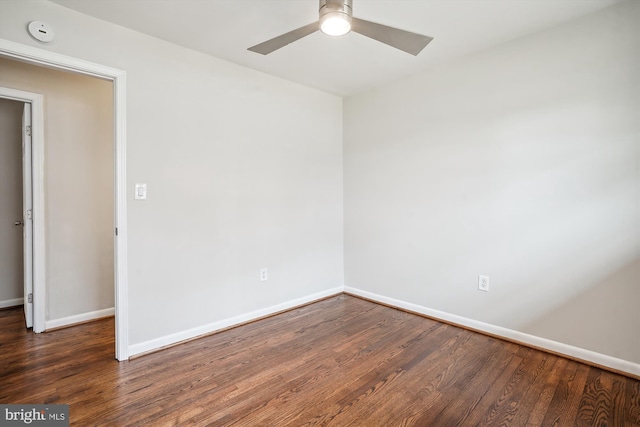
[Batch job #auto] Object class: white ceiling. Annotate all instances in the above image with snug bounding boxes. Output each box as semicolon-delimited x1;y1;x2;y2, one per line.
50;0;622;97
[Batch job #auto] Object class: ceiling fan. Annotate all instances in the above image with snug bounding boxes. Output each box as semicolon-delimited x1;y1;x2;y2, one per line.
248;0;433;56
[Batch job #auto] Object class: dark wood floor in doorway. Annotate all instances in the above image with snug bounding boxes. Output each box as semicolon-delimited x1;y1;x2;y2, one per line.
1;295;639;426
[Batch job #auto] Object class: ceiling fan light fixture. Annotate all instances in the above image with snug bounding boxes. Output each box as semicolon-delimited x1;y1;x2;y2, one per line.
320;11;352;36
247;0;433;56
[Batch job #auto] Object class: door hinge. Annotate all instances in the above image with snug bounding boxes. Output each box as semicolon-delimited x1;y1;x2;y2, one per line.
28;293;33;303
26;125;32;136
115;227;118;236
26;209;32;220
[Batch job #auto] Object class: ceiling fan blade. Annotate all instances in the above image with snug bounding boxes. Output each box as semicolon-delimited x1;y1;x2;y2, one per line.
351;17;433;56
248;22;320;55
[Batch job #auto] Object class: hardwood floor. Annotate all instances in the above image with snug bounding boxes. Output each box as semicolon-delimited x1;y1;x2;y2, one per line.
1;295;639;426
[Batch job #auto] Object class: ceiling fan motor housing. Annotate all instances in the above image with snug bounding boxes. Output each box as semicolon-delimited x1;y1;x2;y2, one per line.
248;0;432;56
320;0;353;17
320;0;353;31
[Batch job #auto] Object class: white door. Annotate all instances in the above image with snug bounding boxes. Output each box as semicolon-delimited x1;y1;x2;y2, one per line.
22;102;33;328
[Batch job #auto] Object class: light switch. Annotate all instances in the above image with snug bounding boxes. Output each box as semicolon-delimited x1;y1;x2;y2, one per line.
134;183;147;200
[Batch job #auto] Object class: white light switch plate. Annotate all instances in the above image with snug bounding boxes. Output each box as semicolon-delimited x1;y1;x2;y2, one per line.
134;183;147;200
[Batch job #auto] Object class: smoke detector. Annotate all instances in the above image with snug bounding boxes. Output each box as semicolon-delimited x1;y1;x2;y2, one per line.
28;21;55;43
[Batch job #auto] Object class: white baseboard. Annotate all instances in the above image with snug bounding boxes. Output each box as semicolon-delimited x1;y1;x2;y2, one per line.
0;298;24;309
46;307;115;330
129;287;344;357
344;286;640;378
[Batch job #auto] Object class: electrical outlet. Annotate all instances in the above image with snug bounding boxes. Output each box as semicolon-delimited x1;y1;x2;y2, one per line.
260;268;268;282
478;275;489;292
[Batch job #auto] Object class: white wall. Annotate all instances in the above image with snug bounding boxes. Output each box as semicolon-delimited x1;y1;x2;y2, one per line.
0;97;24;306
0;0;343;348
344;1;640;364
0;57;115;320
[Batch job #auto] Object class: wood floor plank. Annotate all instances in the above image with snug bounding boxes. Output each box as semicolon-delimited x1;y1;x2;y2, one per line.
577;369;614;426
524;356;568;426
626;377;640;425
541;360;591;426
428;344;523;425
1;295;638;426
609;373;628;427
485;348;549;425
505;350;557;426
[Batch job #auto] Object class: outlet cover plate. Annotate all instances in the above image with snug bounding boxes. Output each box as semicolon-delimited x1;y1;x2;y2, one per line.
478;275;489;292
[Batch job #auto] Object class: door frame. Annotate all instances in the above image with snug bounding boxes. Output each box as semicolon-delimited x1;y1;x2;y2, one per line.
0;38;130;361
21;102;33;329
0;89;40;328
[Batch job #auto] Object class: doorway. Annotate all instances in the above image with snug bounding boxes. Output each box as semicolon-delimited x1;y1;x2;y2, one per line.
0;98;31;326
2;57;116;334
0;39;129;361
0;88;42;332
